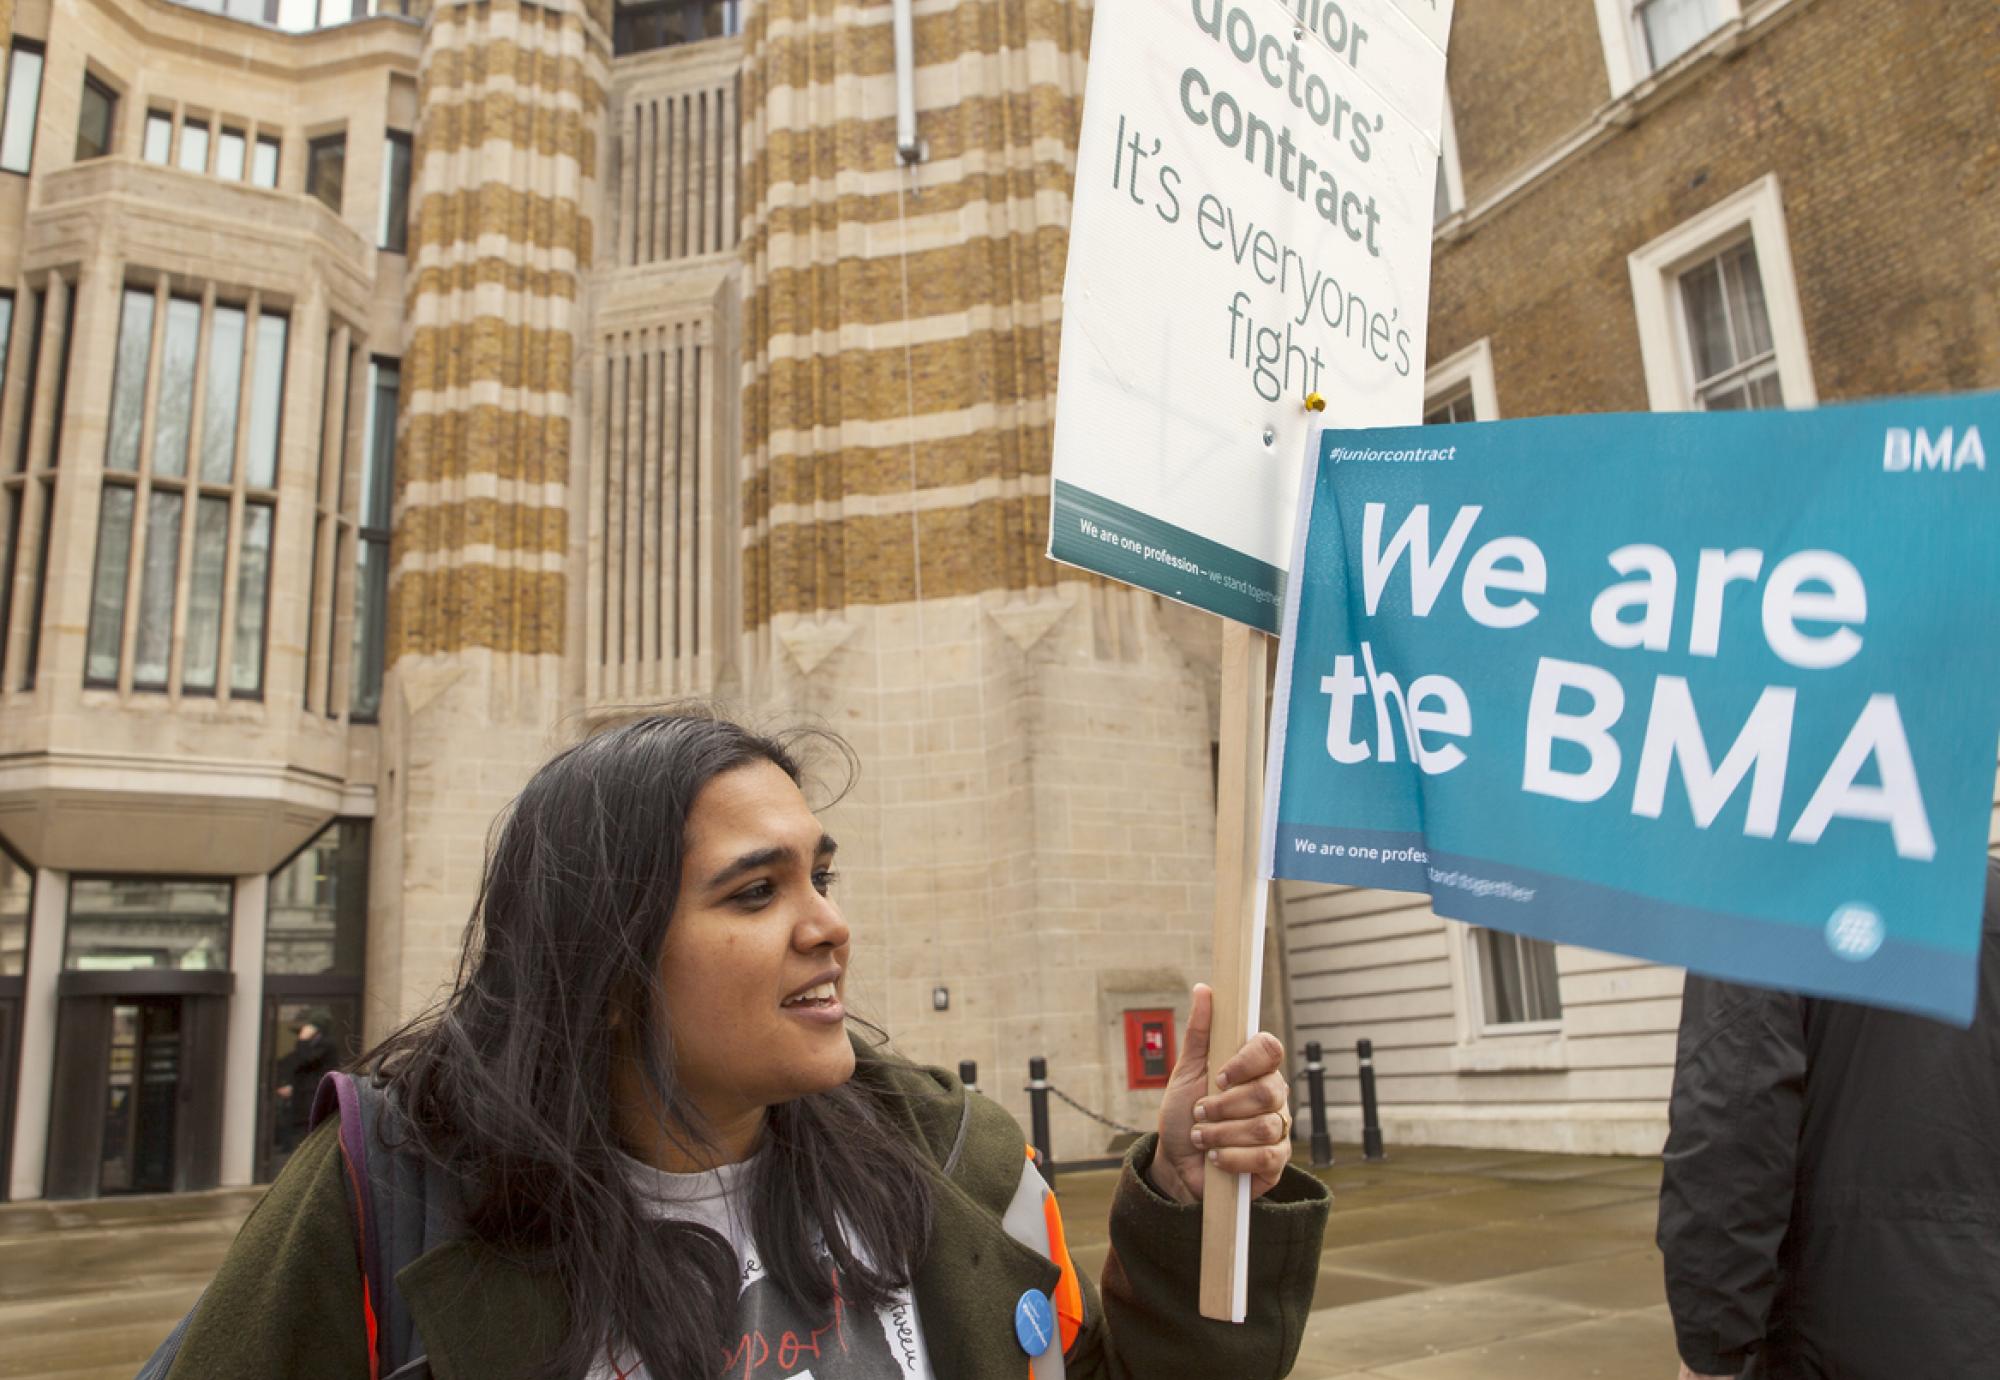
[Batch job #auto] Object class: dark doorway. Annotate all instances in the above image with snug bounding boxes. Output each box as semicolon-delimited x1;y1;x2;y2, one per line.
45;972;229;1199
99;999;181;1194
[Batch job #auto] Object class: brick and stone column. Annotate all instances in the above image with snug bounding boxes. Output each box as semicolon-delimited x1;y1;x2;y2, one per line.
734;0;1224;1156
371;0;610;1027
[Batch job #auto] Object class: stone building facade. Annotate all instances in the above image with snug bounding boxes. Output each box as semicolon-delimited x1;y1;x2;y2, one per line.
1280;0;1999;1155
0;0;1224;1201
0;0;1991;1199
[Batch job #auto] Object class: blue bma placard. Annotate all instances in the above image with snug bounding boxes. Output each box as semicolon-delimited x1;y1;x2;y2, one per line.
1265;394;2000;1024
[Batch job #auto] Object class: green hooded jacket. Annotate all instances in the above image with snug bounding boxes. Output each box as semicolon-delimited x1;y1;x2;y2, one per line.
166;1047;1329;1379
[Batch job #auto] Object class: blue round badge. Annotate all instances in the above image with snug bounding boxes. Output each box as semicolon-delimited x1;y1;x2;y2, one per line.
1014;1288;1057;1356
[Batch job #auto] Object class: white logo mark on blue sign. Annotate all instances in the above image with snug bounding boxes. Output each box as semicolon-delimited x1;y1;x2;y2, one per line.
1826;904;1886;962
1883;426;1986;473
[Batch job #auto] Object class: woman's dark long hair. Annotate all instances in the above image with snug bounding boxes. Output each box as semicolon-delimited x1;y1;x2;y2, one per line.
365;711;938;1378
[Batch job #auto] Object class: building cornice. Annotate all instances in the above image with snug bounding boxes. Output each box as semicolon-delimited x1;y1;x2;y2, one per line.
71;0;423;82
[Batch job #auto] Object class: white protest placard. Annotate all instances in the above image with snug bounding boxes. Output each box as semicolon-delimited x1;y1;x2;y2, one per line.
1048;0;1451;630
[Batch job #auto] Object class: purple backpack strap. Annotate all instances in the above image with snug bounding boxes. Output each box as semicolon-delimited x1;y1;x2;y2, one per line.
311;1071;385;1379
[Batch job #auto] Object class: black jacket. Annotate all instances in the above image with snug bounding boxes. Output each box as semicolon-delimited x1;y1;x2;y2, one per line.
1657;859;2000;1379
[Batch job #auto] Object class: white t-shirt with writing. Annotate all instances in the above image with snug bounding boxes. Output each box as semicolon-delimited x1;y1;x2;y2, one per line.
585;1152;934;1380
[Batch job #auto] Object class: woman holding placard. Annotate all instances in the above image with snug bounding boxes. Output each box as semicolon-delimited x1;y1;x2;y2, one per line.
147;712;1328;1378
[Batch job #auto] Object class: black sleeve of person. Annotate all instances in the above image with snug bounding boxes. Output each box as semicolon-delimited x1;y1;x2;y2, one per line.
1656;974;1807;1377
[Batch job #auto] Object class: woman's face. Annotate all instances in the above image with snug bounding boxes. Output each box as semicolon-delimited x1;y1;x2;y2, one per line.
656;759;855;1129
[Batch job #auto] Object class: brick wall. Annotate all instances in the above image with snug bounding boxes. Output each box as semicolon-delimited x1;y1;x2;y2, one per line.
1446;0;1610;198
1430;0;2000;413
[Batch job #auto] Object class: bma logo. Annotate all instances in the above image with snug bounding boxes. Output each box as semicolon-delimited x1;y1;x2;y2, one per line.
1882;426;1986;473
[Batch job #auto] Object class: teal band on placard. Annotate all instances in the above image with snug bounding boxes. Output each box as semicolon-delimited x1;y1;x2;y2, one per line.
1273;823;1978;1023
1049;481;1284;632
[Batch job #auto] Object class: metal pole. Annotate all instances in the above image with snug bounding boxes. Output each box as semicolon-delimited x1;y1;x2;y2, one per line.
958;1060;979;1094
890;0;924;163
1026;1056;1055;1187
1357;1038;1385;1161
1304;1041;1333;1169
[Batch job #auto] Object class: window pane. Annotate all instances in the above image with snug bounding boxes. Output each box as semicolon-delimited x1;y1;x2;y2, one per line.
351;538;387;717
217;129;246;180
144;112;173;165
1475;928;1564;1026
0;488;15;658
134;489;183;688
352;358;396;718
40;287;72;478
200;305;246;484
1639;0;1720;70
307;136;345;213
1724;244;1774;361
75;79;116;161
247;313;288;488
251;135;280;188
0;293;13;420
86;485;135;682
1680;257;1734;384
65;877;231;971
266;820;369;977
11;288;40;476
24;476;53;681
0;46;44;175
232;502;273;694
0;848;29;977
107;290;155;473
177;119;209;174
152;298;202;479
183;496;230;692
1425;389;1474;426
361;359;398;530
379;133;411;252
1524;936;1563;1022
1478;928;1526;1026
303;519;322;709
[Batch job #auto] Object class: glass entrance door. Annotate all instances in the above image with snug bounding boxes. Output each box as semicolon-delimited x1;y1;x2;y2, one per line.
99;998;181;1194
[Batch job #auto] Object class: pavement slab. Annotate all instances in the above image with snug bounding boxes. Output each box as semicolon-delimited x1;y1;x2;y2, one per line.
1479;1248;1669;1315
1291;1284;1600;1374
1368;1305;1678;1379
1321;1217;1648;1290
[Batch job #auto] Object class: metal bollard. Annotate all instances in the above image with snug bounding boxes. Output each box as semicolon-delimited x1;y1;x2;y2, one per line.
1304;1041;1334;1168
958;1060;979;1094
1026;1056;1056;1187
1357;1038;1386;1161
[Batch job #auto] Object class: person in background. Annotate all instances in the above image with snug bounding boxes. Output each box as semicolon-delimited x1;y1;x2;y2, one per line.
271;1012;335;1154
1658;858;2000;1380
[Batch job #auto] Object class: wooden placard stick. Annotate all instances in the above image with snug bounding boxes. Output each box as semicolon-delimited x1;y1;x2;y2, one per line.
1200;617;1271;1321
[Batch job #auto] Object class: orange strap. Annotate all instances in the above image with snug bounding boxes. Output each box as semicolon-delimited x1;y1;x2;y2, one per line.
1042;1187;1085;1352
335;1138;381;1380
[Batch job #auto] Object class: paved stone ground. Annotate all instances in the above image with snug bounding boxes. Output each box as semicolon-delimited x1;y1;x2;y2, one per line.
1057;1144;1675;1380
0;1145;1673;1379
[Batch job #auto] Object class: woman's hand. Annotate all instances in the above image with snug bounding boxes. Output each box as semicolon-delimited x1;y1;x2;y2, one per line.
1148;983;1294;1205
